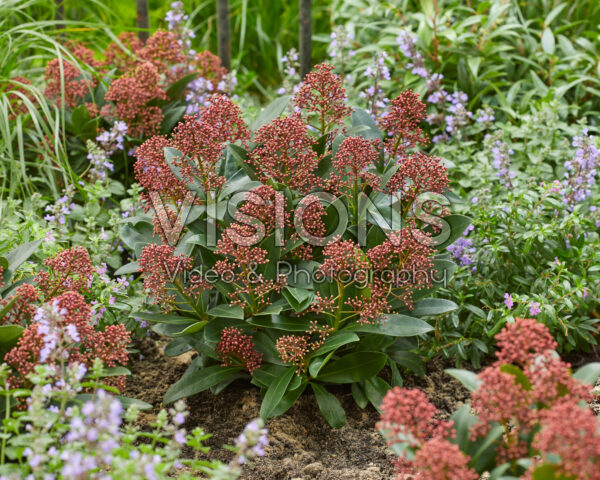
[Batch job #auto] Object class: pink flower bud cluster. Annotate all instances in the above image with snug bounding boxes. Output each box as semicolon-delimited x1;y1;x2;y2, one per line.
102;62;167;137
216;327;263;374
6;292;130;392
385;152;449;201
6;76;34;120
377;318;600;479
137;244;194;307
248;116;320;193
36;246;94;298
135;95;248;208
380;90;428;158
275;321;333;374
0;284;39;326
293;62;352;133
329;136;381;194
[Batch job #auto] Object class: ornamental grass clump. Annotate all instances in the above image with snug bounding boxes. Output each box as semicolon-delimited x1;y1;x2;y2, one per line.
377;317;600;480
124;62;471;427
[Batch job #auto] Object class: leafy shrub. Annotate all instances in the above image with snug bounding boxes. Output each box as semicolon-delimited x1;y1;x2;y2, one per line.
122;63;471;426
322;0;600;118
377;317;600;480
428;105;600;366
0;245;132;390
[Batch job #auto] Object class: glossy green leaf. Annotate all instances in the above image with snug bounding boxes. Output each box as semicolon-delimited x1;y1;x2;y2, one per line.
573;362;600;385
207;304;244;320
347;314;433;337
410;298;458;317
164;365;242;404
250;95;291;131
316;352;387;384
445;369;482;392
260;366;295;419
312;383;346;428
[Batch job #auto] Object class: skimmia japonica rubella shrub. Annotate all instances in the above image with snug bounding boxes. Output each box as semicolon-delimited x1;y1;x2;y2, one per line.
122;62;471;426
0;244;131;393
7;2;235;196
377;318;600;480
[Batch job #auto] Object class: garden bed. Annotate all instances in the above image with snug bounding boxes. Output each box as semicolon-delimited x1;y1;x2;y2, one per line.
125;337;471;479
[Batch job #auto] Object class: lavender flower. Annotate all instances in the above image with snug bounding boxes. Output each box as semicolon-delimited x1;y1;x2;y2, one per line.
278;48;301;96
165;1;196;53
359;52;391;117
328;26;355;76
504;293;514;309
231;419;269;466
561;129;599;207
529;301;541;316
396;31;428;78
485;131;516;187
447;225;476;271
44;185;76;226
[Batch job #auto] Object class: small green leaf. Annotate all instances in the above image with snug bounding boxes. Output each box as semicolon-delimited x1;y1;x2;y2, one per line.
164;338;192;357
313;331;360;356
164;365;242;404
5;239;42;273
114;261;139;275
247;315;311;331
207;305;244;320
410;298;458;317
445;369;482;392
351;383;368;409
347;314;433;337
251;96;291;131
541;28;555;55
573;363;600;385
499;364;532;391
312;383;346;428
363;377;390;412
0;325;24;360
316;352;387;384
176;321;208;336
260;366;296;419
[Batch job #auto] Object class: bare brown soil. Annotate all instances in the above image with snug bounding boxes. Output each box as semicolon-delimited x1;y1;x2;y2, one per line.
124;337;471;480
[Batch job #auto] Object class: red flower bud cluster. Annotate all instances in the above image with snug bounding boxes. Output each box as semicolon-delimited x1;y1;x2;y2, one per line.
44;58;95;109
385;152;449;201
248;116;320;193
319;237;369;279
103;32;145;72
377;318;600;479
138;244;193;308
367;228;435;309
198;95;250;144
6;76;35;120
6;292;130;391
134;135;189;208
216;327;262;374
0;284;39;326
380;90;428;157
471;318;592;463
329;136;381;194
275;321;333;374
103;62;167;137
135;96;248;207
293;62;352;133
36;246;94;298
192;51;229;88
170;114;226;190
